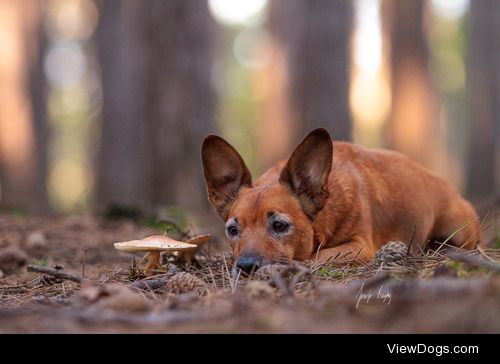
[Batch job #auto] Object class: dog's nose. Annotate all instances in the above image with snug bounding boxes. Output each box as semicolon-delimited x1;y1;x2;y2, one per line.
235;254;261;274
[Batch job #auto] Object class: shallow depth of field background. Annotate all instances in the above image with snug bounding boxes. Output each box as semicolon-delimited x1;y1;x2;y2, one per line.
0;0;498;230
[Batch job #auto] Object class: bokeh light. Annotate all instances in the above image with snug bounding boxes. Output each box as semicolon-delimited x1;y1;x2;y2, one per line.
48;158;89;211
430;0;469;19
233;28;272;70
353;0;382;73
350;0;390;147
44;41;86;87
45;0;98;40
208;0;268;26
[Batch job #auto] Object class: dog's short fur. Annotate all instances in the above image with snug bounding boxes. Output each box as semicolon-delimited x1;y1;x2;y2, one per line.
202;128;480;273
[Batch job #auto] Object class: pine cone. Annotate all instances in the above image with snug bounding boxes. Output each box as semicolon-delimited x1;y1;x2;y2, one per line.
373;241;407;267
40;265;64;286
253;263;288;280
164;272;208;295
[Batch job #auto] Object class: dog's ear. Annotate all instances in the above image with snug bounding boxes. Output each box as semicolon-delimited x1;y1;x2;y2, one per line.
202;135;252;220
280;128;333;219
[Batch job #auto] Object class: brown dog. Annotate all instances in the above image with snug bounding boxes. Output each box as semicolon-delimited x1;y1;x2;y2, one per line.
202;128;480;274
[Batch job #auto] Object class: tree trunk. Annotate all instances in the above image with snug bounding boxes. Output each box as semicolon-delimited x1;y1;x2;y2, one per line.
96;0;216;214
383;0;447;175
466;0;500;203
96;0;152;211
269;0;353;143
0;0;48;212
148;0;216;213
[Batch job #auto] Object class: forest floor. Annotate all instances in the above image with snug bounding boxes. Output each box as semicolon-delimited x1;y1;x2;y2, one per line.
1;212;500;333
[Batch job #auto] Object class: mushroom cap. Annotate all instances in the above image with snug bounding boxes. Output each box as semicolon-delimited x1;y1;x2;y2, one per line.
184;234;211;250
114;235;197;253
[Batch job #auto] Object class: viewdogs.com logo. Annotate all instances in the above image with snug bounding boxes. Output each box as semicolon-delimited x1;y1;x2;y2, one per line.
387;344;479;357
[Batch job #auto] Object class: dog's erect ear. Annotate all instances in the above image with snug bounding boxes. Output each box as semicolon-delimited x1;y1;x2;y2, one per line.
279;128;333;219
202;135;252;220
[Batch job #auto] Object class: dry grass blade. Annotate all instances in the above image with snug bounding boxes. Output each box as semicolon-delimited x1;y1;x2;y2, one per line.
432;216;480;256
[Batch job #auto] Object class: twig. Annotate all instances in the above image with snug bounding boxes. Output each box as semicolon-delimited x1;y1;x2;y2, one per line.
407;225;417;256
477;246;498;263
314;240;325;261
27;265;83;283
81;248;88;279
0;277;41;290
446;250;500;273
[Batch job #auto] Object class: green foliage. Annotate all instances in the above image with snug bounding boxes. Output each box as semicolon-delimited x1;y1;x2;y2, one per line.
34;258;48;267
316;265;344;280
141;205;189;236
0;207;26;219
444;260;490;277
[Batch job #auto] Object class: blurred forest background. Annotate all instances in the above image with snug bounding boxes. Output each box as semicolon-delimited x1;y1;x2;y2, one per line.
0;0;499;231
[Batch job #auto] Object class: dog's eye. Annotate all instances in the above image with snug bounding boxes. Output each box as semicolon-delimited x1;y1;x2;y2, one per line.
226;225;239;237
272;221;289;233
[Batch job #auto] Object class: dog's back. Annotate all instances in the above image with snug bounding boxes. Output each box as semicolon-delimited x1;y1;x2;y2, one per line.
256;141;479;260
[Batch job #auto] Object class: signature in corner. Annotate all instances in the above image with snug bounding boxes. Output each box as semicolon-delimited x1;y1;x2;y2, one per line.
355;282;392;309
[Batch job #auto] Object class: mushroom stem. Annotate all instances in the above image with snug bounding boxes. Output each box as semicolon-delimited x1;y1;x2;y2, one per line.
142;251;162;276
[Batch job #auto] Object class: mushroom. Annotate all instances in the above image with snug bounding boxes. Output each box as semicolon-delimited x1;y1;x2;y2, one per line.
114;235;196;276
177;234;212;264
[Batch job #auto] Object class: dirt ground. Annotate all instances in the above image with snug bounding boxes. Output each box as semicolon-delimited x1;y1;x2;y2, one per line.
1;212;499;333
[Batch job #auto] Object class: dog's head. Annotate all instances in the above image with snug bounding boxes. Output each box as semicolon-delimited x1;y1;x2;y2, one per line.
202;129;332;274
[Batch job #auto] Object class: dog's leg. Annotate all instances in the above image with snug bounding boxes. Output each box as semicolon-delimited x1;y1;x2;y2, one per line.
432;197;481;249
314;239;375;264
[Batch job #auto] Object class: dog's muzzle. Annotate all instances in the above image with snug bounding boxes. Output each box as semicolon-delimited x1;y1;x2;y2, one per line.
234;252;263;275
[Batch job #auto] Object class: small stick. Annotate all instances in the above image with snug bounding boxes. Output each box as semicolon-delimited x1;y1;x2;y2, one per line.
446;251;500;273
477;246;498;263
407;225;417;256
27;265;83;283
81;248;88;279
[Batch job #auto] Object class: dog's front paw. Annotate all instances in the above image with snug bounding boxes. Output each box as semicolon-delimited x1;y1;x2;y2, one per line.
373;241;407;267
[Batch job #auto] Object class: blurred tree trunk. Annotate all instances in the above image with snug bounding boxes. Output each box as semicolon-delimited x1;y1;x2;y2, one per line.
96;0;152;211
148;0;216;212
97;0;215;214
383;0;447;174
0;1;48;212
269;0;353;143
466;0;500;203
